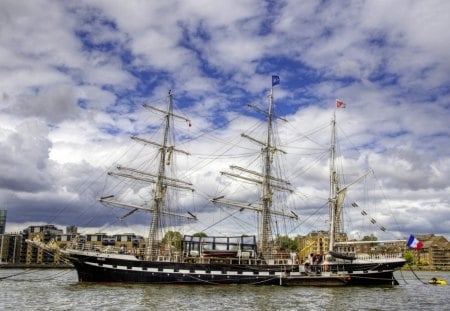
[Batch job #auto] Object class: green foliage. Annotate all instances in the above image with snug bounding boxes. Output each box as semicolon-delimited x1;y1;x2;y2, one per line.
277;235;298;252
192;232;208;238
161;231;183;250
417;259;428;266
403;251;414;264
362;234;378;241
362;234;378;247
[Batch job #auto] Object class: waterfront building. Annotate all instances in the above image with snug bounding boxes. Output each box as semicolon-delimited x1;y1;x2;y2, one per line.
21;225;64;265
61;231;145;255
66;225;78;234
296;231;406;263
0;223;147;265
412;234;450;268
0;210;6;234
0;233;21;264
297;231;331;261
113;233;144;254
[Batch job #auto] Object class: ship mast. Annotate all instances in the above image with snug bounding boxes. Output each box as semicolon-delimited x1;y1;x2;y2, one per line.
260;86;275;256
146;90;173;258
328;112;370;253
212;79;296;260
328;112;339;252
99;90;195;260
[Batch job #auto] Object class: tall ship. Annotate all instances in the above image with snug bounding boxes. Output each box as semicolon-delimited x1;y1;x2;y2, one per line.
29;79;406;285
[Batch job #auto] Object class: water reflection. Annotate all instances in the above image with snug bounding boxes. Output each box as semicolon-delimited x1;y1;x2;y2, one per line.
0;269;448;311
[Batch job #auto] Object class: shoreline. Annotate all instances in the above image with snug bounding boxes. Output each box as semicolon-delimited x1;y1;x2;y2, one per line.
1;263;448;271
401;265;450;271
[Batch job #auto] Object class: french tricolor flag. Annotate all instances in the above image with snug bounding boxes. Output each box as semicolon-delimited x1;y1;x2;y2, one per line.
407;234;423;251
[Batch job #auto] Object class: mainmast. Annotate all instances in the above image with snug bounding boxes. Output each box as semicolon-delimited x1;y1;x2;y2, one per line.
212;77;296;260
259;86;275;256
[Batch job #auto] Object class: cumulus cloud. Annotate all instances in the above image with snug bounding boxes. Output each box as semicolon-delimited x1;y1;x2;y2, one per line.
0;119;53;192
0;0;448;241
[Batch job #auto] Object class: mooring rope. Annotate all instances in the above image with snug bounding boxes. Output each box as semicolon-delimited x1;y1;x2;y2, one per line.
0;269;73;282
184;273;278;285
407;264;427;285
0;269;35;281
398;268;408;284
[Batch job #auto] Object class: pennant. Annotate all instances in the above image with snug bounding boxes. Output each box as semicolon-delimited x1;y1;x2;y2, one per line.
336;99;346;108
272;75;280;86
407;234;423;251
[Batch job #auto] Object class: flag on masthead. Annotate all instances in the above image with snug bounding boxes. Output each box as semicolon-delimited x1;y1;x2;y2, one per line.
272;75;280;86
336;99;346;108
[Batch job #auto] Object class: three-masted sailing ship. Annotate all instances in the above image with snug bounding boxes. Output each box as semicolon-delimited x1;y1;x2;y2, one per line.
28;79;406;285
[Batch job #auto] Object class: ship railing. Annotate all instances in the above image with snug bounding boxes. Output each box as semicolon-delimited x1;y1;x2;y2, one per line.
68;243;146;256
181;255;299;266
181;255;266;265
156;255;181;262
81;244;117;253
301;264;327;274
355;252;404;261
264;252;298;265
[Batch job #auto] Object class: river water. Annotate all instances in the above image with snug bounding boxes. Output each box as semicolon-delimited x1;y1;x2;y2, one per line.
0;269;448;310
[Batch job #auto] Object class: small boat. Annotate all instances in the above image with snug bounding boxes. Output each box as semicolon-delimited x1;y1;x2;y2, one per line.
428;278;447;285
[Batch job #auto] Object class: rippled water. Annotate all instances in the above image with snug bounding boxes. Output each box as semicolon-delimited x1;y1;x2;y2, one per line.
0;269;448;310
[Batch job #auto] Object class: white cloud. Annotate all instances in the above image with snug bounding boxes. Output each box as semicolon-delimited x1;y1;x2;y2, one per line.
0;0;448;241
0;118;52;192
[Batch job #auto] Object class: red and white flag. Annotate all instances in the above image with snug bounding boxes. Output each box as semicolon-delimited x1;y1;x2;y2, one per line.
336;99;346;108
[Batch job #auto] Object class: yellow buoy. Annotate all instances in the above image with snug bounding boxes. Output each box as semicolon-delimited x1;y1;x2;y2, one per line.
428;278;447;285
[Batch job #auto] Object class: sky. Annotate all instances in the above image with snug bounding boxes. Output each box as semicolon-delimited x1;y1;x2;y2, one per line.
0;0;449;241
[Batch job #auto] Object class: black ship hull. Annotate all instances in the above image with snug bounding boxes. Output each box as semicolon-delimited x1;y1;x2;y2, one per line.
66;251;403;286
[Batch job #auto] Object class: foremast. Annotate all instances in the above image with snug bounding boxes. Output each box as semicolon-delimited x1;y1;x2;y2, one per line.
328;112;340;253
328;112;371;254
100;90;195;260
212;80;296;260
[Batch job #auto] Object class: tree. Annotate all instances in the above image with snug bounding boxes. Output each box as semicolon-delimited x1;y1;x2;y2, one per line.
161;231;183;250
403;251;414;265
362;234;378;241
193;232;207;238
276;235;298;252
362;234;378;247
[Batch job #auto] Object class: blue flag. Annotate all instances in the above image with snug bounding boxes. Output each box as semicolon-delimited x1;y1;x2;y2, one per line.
272;75;280;86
